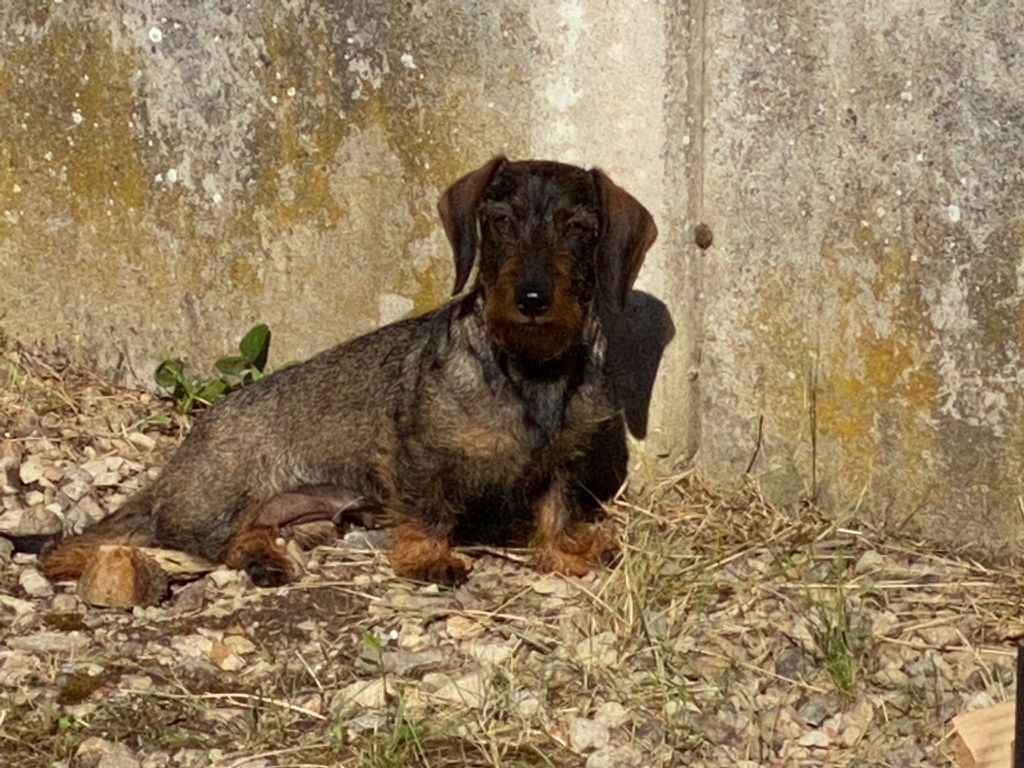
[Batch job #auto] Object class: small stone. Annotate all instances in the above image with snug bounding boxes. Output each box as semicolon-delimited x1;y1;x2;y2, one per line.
19;459;44;485
0;505;62;536
568;717;610;753
19;568;54;598
0;594;36;615
532;575;573;597
465;639;516;667
209;569;242;589
594;701;630;728
445;615;484;640
223;635;257;655
798;696;832;727
76;546;168;608
8;630;92;653
381;649;444;676
75;736;140;768
574;631;618;667
0;536;13;562
513;691;541;718
586;746;641;768
51;593;79;612
797;729;831;748
127;432;156;451
335;677;389;710
61;479;91;502
853;549;887;575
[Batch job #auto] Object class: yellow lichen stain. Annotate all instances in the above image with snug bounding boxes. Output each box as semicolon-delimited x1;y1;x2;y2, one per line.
410;257;455;315
817;231;938;499
61;31;146;222
226;256;265;298
246;10;347;232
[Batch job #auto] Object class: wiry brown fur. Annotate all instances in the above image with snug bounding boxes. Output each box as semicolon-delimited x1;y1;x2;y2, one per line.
40;157;657;587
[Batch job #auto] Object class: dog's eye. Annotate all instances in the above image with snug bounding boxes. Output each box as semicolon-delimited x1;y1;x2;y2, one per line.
490;213;515;233
566;221;593;238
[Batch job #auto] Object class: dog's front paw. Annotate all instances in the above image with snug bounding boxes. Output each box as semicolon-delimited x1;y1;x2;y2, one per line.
392;553;471;587
534;524;617;576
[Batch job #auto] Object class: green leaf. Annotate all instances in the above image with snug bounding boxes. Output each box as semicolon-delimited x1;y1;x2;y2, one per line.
239;324;271;370
154;359;184;390
197;379;228;405
214;355;248;376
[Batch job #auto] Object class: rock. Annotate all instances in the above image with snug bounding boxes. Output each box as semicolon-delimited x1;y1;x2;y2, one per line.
594;701;630;728
223;635;257;655
797;729;831;748
127;432;156;451
798;696;833;727
568;717;610;753
465;638;517;667
61;478;91;502
574;631;619;667
853;549;887;575
445;615;484;640
18;459;43;485
0;505;62;536
0;536;13;562
19;567;54;598
421;671;487;708
531;575;574;598
381;649;444;676
839;699;874;747
51;593;79;612
586;746;641;768
8;631;92;653
75;736;140;768
208;569;243;589
513;691;542;718
76;546;168;608
334;678;390;710
0;594;36;615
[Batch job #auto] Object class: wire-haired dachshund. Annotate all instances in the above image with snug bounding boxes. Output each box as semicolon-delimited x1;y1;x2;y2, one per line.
40;156;658;590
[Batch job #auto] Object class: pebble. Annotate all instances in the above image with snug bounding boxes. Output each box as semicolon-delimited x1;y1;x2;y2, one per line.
594;701;630;728
568;716;610;753
0;505;62;536
19;568;54;598
127;431;157;451
18;459;44;485
52;593;79;612
75;736;141;768
445;614;484;640
8;631;92;653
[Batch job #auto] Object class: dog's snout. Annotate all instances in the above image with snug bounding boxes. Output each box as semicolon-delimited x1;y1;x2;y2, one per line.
515;281;553;318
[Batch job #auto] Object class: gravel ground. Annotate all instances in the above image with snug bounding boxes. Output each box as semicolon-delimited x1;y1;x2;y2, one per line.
1;343;1022;767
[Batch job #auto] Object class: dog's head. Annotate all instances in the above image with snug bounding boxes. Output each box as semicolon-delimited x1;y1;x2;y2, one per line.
438;157;658;364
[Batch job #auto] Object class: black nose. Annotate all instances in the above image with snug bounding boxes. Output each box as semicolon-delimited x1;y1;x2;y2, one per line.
515;282;552;317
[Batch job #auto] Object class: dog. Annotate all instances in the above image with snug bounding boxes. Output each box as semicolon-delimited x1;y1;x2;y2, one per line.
40;156;658;588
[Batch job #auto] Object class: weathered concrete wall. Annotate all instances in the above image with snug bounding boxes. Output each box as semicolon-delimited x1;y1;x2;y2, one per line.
697;0;1024;550
1;1;1022;550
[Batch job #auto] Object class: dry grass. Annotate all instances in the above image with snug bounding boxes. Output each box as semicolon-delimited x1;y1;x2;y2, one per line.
2;342;1024;766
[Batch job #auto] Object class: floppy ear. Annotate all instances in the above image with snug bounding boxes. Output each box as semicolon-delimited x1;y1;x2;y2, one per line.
437;155;508;295
591;168;658;309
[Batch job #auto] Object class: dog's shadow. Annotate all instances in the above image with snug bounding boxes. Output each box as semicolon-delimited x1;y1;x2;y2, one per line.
604;290;675;440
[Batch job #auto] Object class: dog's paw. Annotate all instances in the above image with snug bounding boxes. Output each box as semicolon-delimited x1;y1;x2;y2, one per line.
394;554;471;587
534;524;618;576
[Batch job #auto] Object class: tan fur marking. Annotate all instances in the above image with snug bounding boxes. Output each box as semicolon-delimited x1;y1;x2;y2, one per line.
389;522;470;584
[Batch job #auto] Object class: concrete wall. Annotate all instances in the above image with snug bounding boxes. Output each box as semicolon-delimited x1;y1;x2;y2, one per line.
1;0;1021;550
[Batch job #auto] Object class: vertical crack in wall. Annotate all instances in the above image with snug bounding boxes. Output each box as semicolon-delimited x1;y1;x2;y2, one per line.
662;0;708;465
